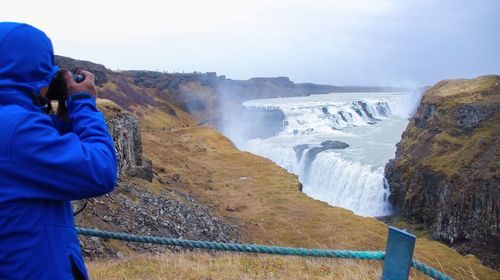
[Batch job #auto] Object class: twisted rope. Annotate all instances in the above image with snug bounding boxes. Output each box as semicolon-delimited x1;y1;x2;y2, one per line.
412;259;452;280
76;227;453;279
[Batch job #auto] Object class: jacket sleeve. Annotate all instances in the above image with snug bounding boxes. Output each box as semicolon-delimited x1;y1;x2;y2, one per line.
49;114;72;135
9;93;117;201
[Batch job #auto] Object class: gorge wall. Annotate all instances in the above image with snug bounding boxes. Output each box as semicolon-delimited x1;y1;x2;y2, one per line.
385;75;500;269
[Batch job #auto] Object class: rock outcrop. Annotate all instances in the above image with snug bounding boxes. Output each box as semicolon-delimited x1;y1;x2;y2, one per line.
385;75;500;269
97;100;153;182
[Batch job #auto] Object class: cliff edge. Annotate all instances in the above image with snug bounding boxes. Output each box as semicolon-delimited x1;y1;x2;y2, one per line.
385;75;500;269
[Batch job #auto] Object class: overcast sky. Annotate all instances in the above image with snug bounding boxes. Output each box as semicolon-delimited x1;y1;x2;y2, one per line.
2;0;499;86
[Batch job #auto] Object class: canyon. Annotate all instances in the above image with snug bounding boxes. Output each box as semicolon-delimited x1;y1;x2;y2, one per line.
56;56;498;278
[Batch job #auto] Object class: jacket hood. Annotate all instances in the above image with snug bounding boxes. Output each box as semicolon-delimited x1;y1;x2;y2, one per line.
0;22;59;111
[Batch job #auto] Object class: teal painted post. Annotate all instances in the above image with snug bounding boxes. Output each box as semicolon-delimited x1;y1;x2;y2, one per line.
381;226;416;280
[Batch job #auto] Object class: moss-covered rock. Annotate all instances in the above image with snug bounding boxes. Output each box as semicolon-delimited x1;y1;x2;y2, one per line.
385;75;500;269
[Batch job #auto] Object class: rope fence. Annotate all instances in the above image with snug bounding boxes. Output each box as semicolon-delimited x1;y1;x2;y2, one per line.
76;226;452;280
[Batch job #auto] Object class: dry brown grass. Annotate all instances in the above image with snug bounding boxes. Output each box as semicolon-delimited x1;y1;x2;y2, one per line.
423;75;499;105
88;252;390;280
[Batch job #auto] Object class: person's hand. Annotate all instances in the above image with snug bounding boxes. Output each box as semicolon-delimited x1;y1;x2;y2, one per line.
61;69;98;98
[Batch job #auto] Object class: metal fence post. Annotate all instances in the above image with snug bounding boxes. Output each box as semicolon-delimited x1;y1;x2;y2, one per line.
381;226;416;280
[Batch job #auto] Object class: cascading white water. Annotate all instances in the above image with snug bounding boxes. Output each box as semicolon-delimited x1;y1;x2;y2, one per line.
227;92;419;217
304;153;390;216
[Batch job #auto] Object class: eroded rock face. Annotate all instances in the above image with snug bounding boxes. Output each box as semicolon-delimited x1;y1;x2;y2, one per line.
455;103;494;129
385;75;500;269
97;100;153;182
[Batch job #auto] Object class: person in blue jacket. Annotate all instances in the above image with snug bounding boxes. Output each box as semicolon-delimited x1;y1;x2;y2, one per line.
0;22;117;279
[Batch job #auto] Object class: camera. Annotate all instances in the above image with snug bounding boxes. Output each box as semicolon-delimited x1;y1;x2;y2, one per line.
46;71;84;101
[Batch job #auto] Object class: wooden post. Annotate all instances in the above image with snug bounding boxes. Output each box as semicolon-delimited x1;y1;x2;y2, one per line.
382;226;416;280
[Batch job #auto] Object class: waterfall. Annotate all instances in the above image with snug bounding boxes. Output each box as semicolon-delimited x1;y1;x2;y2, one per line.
303;152;391;216
233;92;416;217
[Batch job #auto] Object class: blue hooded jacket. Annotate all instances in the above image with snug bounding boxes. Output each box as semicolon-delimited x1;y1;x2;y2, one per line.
0;23;117;279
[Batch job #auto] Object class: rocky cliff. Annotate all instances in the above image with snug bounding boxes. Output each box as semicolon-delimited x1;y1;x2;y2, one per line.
385;75;500;269
98;100;153;181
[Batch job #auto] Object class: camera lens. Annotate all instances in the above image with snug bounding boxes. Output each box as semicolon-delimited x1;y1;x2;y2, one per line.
73;74;84;83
